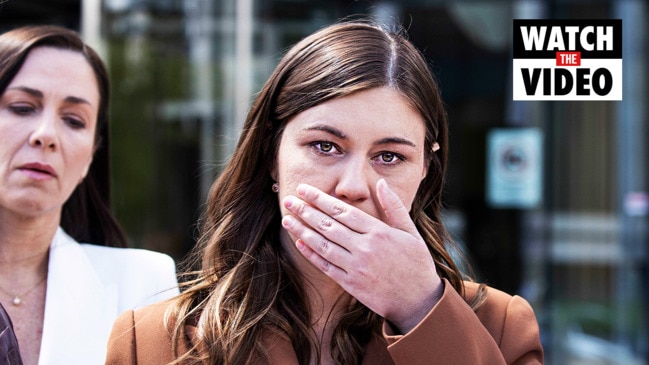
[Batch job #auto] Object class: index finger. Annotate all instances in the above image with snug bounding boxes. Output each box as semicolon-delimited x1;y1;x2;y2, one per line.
295;183;372;234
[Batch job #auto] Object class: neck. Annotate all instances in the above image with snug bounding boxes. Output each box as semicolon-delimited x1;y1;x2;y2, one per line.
279;229;350;348
0;209;57;276
281;230;345;300
301;267;349;348
308;289;348;365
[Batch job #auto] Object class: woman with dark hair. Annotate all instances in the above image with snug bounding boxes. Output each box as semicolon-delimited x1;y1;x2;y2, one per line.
107;20;543;364
0;25;179;364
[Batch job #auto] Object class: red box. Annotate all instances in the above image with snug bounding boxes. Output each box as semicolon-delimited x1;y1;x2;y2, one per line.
556;52;581;66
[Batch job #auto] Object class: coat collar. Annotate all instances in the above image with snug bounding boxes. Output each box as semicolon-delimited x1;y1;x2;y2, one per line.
179;320;393;364
38;228;118;365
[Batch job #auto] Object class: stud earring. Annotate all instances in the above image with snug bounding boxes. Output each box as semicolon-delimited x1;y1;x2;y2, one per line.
272;182;279;193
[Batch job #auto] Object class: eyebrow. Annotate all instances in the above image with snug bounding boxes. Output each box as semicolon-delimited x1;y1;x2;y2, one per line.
304;124;417;147
304;124;347;139
375;137;417;148
6;86;94;107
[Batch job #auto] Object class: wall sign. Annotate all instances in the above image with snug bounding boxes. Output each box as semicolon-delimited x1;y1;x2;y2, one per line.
487;128;543;208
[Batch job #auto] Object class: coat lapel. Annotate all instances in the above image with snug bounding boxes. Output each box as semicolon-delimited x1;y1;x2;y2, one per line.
38;228;118;365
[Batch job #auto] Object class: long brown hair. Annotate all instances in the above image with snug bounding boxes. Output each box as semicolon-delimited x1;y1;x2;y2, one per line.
170;20;483;364
0;25;126;247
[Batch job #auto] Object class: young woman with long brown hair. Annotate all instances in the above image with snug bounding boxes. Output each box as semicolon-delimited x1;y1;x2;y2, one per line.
107;20;543;365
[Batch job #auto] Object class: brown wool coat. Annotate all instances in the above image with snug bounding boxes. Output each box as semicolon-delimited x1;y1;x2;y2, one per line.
105;279;544;364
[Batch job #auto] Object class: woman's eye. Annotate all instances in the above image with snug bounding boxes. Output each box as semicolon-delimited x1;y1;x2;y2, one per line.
319;142;334;152
381;152;396;163
64;117;86;129
8;104;35;115
312;141;339;154
376;152;405;165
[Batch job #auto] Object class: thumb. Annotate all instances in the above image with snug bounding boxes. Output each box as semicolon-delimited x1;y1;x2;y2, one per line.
376;178;419;236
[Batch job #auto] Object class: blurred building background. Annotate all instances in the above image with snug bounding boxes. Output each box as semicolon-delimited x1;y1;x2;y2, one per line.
1;0;647;363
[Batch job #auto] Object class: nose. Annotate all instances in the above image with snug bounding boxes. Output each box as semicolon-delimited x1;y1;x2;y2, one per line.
334;157;373;204
29;113;58;151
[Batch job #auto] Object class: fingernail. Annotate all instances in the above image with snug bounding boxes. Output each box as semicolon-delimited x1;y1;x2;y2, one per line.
377;178;388;192
283;196;295;208
296;184;308;197
295;239;305;249
282;215;295;228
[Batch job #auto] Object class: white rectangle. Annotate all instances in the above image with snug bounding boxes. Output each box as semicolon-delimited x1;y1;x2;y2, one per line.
513;58;622;100
487;128;543;208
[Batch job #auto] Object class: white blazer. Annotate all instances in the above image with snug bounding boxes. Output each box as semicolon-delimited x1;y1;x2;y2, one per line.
38;228;180;365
